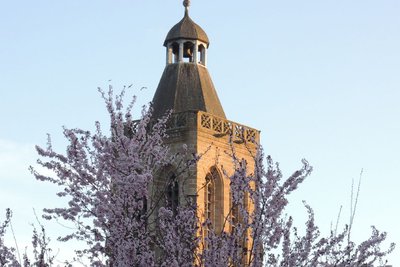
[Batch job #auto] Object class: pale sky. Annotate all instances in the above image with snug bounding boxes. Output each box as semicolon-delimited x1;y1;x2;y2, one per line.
0;0;399;265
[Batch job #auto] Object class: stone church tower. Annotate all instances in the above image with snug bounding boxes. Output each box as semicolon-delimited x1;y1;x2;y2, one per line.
152;1;260;235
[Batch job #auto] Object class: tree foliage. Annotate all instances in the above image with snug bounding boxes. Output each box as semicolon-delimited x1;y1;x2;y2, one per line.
0;88;394;266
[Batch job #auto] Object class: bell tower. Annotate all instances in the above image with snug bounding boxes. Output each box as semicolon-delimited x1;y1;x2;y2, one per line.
152;1;260;235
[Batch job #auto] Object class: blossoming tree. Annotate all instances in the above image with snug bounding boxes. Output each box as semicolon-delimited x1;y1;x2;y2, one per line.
0;88;394;266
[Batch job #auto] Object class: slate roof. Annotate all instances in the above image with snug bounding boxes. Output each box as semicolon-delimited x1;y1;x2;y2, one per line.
164;11;209;47
152;63;226;119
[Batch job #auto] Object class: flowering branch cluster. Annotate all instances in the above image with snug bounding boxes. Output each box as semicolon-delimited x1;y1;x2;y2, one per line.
28;87;198;266
0;209;55;267
197;145;394;266
0;209;19;266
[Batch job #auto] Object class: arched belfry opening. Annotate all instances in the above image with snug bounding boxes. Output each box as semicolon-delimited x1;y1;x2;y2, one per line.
168;42;179;64
183;41;194;62
197;43;206;65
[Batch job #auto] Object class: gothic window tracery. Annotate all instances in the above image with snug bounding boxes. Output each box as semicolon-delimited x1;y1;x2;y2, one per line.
204;166;223;233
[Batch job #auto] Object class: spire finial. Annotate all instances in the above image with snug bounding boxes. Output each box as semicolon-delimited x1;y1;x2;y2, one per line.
183;0;190;16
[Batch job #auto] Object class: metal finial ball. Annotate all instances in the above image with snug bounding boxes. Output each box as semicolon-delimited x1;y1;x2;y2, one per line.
183;0;190;8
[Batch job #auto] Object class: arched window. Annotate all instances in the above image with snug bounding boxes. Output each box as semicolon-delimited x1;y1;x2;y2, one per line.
230;190;249;265
205;167;223;233
231;198;239;233
230;191;249;233
166;172;179;212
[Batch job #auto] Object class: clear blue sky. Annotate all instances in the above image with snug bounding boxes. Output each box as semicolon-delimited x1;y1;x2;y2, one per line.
1;0;399;265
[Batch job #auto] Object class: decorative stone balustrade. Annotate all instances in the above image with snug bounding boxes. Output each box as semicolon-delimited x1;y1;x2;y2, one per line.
197;111;259;145
133;111;259;145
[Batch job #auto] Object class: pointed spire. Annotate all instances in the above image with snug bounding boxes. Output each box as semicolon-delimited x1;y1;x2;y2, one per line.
183;0;190;16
